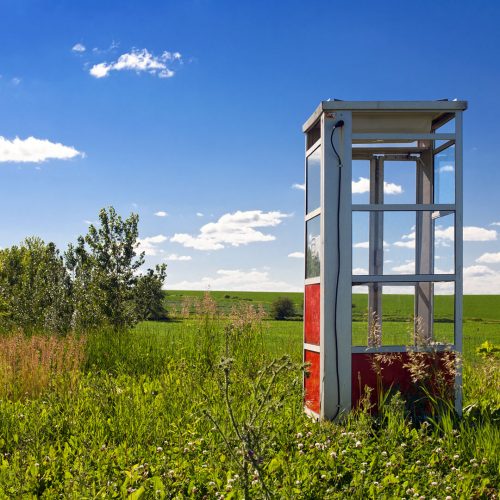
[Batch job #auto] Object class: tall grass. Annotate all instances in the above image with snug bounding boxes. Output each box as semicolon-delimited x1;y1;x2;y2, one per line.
0;294;498;497
0;332;85;400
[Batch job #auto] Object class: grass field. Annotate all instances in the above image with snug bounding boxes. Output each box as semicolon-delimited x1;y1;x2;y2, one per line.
0;293;499;498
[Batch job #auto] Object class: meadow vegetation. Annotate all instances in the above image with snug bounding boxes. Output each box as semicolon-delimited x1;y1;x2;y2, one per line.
0;208;499;497
0;292;499;498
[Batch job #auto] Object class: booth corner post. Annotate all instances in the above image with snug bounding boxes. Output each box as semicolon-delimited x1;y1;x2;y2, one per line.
302;100;467;420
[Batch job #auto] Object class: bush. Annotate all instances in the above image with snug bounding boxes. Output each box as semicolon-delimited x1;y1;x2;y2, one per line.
271;296;295;320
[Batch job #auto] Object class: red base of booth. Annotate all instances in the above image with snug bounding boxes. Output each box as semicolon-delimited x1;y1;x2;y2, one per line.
351;352;455;412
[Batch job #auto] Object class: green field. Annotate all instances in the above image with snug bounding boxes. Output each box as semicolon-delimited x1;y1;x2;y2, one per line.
166;290;500;323
1;294;499;498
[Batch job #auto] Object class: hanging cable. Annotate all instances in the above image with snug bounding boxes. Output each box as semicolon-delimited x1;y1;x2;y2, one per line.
329;119;344;421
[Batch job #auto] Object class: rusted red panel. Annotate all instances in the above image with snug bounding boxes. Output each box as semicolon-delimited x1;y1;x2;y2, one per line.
304;349;320;414
304;284;320;345
351;352;455;413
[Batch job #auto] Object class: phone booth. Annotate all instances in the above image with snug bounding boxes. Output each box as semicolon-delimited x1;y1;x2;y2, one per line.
302;100;466;419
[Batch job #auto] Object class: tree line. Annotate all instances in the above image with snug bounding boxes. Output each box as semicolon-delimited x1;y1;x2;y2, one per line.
0;207;167;335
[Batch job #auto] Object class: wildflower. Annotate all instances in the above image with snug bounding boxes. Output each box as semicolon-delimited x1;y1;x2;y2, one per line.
355;440;362;448
431;482;438;486
208;482;216;487
298;443;304;450
156;446;163;453
385;461;392;467
295;480;301;485
330;451;337;458
469;458;477;463
341;449;347;455
296;432;303;439
360;469;366;474
435;447;443;454
381;451;388;457
321;474;326;480
406;489;414;495
373;481;379;486
445;497;452;500
251;480;258;486
453;454;459;460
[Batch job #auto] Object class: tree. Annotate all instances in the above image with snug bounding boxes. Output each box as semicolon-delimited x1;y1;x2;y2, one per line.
271;296;295;320
66;206;149;331
0;237;73;334
135;264;168;321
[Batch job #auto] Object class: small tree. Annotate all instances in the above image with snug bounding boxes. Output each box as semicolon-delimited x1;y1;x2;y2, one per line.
0;237;72;334
271;296;295;320
135;265;168;321
66;206;145;331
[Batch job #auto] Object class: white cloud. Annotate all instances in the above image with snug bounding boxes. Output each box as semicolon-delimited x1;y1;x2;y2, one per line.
463;226;497;241
288;251;304;258
11;77;21;86
154;211;168;217
292;183;305;191
491;222;500;227
165;253;191;262
476;252;500;264
354;240;389;249
393;240;415;249
167;268;301;292
171;210;290;251
439;164;454;173
72;43;86;53
353;267;368;275
392;261;415;274
0;136;83;163
89;48;182;79
137;234;168;256
464;265;497;277
354;241;369;249
463;265;500;294
196;212;204;217
352;177;403;195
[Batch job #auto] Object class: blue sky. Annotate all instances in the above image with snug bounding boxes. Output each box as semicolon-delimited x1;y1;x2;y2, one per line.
1;0;499;293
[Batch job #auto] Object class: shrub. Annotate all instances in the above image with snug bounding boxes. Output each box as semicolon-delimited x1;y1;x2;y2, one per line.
271;296;295;320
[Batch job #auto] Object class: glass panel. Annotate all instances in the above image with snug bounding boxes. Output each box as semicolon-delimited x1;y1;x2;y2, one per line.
306;147;321;213
352;285;369;347
352;160;370;204
433;212;455;274
352;212;369;275
434;145;455;204
381;286;415;345
434;282;455;344
352;282;456;348
385;211;416;275
306;215;320;278
383;161;416;204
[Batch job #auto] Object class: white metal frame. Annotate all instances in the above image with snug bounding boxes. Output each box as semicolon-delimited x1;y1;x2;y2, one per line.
304;100;466;419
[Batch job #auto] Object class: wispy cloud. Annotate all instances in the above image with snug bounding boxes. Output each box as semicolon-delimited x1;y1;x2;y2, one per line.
392;225;496;248
352;177;403;195
167;268;300;292
165;253;191;262
292;183;305;191
89;48;182;79
171;210;290;251
0;136;84;163
154;211;168;217
72;43;86;53
288;251;304;258
476;252;500;264
137;234;168;256
491;222;500;227
196;212;204;217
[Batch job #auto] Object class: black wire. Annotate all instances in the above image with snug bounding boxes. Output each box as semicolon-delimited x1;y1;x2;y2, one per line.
330;122;342;421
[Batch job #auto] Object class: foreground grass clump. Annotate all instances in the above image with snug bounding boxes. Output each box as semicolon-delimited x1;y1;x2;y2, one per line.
0;295;499;498
0;332;84;400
